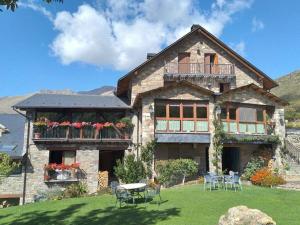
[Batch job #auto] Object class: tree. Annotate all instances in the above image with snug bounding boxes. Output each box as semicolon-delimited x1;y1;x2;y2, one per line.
0;152;19;183
114;154;146;183
0;0;63;12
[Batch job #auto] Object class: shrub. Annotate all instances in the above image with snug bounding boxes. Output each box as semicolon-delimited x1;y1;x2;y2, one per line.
34;186;63;202
251;167;286;187
63;182;88;198
114;154;146;183
156;159;198;187
141;140;157;178
243;157;265;180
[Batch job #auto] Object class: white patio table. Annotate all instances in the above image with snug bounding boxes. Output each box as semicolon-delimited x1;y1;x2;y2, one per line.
119;183;147;204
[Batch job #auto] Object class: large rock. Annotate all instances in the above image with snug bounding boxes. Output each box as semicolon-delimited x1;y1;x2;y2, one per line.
218;206;276;225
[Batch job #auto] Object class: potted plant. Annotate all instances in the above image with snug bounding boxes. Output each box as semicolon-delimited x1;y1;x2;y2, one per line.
33;121;47;139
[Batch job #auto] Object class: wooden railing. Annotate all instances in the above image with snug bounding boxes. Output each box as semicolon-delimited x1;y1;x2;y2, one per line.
285;139;300;164
164;63;235;75
33;126;130;140
155;119;209;133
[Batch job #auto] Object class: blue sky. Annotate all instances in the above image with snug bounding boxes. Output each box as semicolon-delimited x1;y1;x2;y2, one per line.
0;0;299;96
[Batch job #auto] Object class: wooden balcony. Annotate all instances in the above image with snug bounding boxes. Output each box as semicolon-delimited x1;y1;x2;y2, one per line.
164;63;235;76
33;126;131;144
155;119;209;133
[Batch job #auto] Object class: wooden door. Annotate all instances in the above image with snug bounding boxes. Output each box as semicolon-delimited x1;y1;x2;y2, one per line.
178;52;190;73
204;54;211;74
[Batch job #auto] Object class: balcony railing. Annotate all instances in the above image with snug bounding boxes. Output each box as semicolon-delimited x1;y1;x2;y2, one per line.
156;119;209;133
44;164;83;182
164;63;235;75
33;126;131;141
222;121;274;135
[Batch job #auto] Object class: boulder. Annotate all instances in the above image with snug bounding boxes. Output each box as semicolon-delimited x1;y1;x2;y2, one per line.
218;205;276;225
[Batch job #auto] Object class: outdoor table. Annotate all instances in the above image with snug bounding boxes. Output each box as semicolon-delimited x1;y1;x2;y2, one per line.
119;183;147;204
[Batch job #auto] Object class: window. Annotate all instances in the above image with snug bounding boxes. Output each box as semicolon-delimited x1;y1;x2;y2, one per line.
257;109;264;122
36;112;69;122
196;106;207;119
219;83;230;93
49;151;76;164
183;105;193;118
155;104;166;117
229;108;237;120
239;107;256;122
221;108;227;120
169;105;180;118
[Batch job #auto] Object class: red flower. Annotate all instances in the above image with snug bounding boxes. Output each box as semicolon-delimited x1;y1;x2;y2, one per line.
47;121;60;128
115;122;126;129
72;122;83;129
93;123;104;130
60;121;71;127
103;122;113;127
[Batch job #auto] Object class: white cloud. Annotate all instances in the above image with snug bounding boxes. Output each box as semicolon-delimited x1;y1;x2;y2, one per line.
47;0;254;70
231;41;246;56
19;0;54;22
252;17;265;32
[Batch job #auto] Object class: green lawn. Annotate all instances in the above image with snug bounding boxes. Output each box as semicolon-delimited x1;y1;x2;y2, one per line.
1;185;300;225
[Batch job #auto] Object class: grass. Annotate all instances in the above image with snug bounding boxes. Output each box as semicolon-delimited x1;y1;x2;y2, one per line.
0;185;300;225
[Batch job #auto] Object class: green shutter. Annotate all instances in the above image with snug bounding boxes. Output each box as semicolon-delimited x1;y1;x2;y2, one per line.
156;120;167;131
183;121;195;132
169;120;181;131
222;122;228;132
239;123;247;133
229;122;237;133
256;124;265;134
196;121;208;132
248;124;256;134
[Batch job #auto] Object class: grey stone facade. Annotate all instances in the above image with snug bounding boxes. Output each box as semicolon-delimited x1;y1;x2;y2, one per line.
3;25;286;204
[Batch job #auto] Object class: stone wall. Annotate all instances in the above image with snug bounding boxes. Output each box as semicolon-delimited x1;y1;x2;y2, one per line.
0;174;23;197
130;31;262;105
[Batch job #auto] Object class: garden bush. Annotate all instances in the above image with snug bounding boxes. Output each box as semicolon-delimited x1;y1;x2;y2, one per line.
251;167;286;187
63;182;88;198
156;159;198;187
114;154;146;183
243;157;265;180
34;186;64;202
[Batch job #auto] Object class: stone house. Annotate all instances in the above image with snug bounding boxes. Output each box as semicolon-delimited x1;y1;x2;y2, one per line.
2;24;287;204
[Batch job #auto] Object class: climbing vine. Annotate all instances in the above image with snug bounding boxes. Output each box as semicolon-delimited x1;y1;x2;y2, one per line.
212;117;226;175
141;140;157;178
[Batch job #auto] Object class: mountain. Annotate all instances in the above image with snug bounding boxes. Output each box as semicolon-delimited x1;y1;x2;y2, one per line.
272;70;300;123
78;86;115;95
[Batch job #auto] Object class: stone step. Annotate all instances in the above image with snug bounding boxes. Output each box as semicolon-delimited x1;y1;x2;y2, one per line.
283;175;300;182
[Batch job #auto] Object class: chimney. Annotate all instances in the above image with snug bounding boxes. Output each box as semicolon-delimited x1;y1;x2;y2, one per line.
147;53;156;60
191;24;201;31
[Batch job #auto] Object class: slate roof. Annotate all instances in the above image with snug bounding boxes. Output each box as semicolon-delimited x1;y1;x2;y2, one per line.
0;114;25;159
13;93;131;109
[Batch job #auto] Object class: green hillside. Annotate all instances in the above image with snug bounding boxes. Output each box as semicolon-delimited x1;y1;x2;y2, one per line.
272;70;300;126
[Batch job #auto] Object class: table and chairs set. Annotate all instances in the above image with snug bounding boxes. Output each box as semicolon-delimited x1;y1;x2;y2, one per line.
110;180;161;207
204;171;242;191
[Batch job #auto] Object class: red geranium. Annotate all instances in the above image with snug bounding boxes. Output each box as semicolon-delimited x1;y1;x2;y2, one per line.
103;122;113;127
47;121;60;128
93;123;104;130
72;122;83;129
71;162;80;169
60;121;71;127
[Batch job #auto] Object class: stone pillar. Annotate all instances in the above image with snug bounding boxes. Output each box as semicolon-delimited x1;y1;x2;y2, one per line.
273;107;286;170
77;149;99;193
